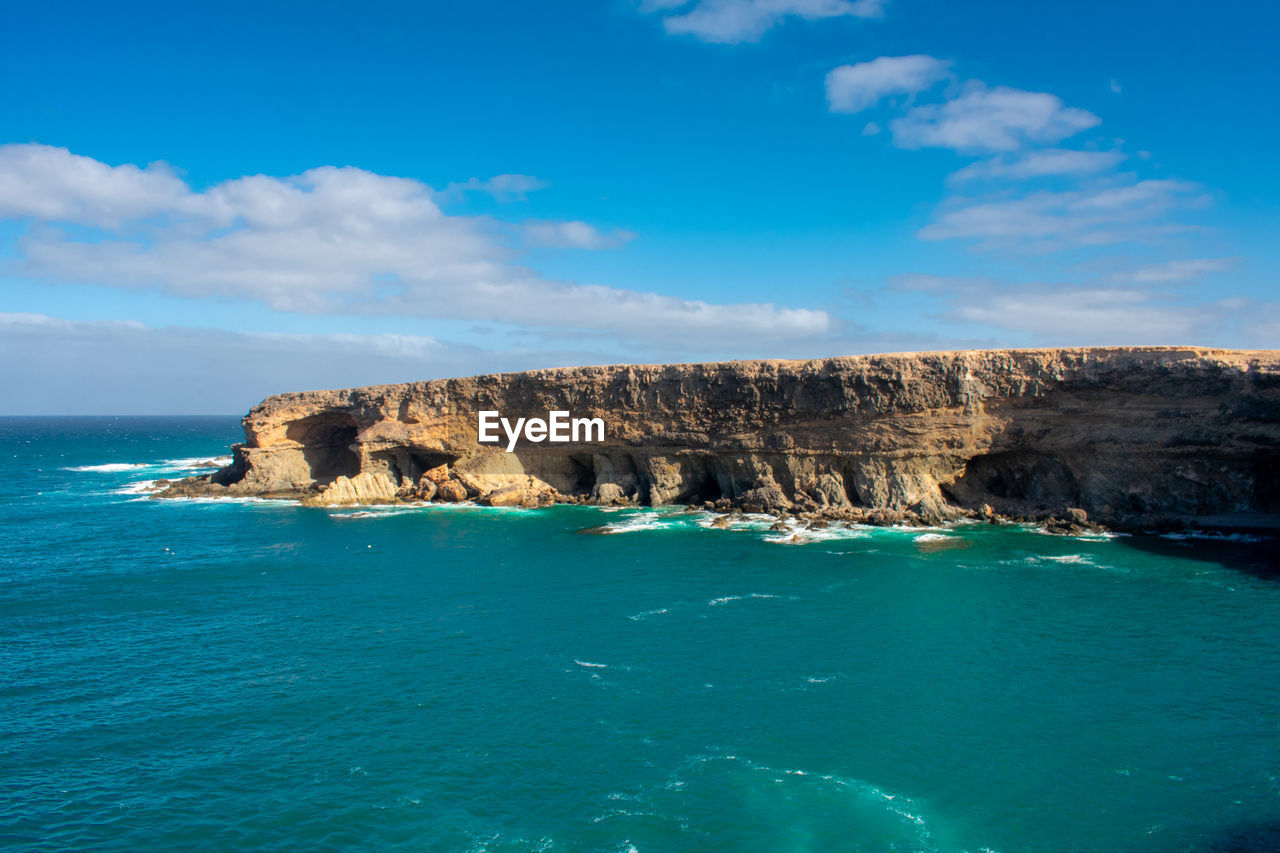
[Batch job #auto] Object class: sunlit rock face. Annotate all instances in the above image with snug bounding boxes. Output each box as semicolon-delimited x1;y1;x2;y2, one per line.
167;347;1280;531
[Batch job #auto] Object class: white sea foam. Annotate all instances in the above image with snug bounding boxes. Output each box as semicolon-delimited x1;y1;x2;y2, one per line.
709;593;779;606
1039;554;1095;565
158;455;233;469
627;608;670;621
661;754;937;843
156;495;295;506
68;454;232;474
604;515;670;533
761;518;873;545
913;532;952;542
1162;531;1268;543
574;659;608;668
331;508;421;519
113;479;162;496
695;512;777;532
65;462;151;473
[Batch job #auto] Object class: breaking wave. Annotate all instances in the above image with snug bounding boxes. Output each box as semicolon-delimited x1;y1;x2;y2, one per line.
65;462;151;472
67;455;231;474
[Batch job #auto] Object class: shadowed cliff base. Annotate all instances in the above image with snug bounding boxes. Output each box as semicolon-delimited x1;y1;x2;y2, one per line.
1117;534;1280;581
158;346;1280;535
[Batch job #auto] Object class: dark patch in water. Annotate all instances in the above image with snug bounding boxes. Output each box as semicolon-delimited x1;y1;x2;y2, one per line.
1201;818;1280;852
1118;534;1280;582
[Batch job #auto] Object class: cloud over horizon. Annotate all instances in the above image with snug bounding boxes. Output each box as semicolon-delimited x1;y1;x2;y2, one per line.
0;311;982;414
0;144;836;347
887;274;1254;347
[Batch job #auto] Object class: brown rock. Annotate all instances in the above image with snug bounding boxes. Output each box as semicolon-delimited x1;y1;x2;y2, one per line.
301;472;398;506
423;464;451;484
436;480;468;503
416;476;438;501
480;485;531;507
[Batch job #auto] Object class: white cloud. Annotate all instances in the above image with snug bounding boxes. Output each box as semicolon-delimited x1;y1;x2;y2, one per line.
444;173;549;201
838;61;1228;332
888;276;1222;345
918;179;1206;250
948;148;1125;183
522;220;636;249
891;83;1100;153
0;144;835;345
653;0;885;44
1240;305;1280;344
0;144;192;228
0;312;588;414
1107;257;1236;284
948;286;1207;342
825;55;950;113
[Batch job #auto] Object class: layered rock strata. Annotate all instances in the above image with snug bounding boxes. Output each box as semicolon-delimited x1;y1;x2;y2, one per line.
159;347;1280;532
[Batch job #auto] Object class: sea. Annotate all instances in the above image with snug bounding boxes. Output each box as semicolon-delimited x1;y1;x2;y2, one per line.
2;416;1279;852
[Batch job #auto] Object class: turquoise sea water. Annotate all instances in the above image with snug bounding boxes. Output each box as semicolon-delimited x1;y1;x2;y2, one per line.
2;417;1279;852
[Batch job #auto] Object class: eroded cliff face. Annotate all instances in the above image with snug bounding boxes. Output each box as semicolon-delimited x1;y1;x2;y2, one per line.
162;347;1280;531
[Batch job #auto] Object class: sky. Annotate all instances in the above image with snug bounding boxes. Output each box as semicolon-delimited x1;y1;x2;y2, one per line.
1;0;1276;413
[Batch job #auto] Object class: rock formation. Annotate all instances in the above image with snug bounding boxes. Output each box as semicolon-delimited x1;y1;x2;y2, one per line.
160;347;1280;532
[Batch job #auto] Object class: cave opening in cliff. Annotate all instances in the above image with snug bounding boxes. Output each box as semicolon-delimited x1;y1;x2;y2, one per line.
1253;450;1280;514
948;450;1081;506
285;412;360;486
565;455;596;497
406;450;459;479
365;448;460;484
688;457;727;503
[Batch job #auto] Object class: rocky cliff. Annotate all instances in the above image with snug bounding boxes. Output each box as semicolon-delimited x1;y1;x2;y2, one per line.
160;347;1280;531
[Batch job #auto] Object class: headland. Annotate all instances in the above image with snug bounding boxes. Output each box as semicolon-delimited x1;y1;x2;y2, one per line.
158;347;1280;533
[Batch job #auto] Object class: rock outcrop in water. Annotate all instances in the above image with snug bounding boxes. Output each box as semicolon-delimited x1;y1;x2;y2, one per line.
160;347;1280;532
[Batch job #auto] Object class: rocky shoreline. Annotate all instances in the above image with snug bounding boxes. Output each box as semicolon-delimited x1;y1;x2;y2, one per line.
157;346;1280;535
155;470;1107;534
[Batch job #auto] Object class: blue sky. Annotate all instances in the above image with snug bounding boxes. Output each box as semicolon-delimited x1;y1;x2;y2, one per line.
1;0;1276;413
